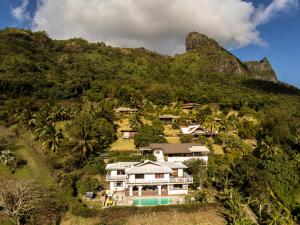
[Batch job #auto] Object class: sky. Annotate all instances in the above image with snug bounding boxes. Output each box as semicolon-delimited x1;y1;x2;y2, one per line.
0;0;299;88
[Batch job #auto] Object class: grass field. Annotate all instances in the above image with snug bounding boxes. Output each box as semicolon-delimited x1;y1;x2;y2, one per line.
0;127;53;186
164;125;180;137
125;208;226;225
293;187;300;203
110;139;136;151
212;144;224;155
166;136;181;144
60;213;99;225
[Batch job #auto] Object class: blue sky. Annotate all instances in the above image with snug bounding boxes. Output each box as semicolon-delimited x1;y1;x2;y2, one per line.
0;0;299;88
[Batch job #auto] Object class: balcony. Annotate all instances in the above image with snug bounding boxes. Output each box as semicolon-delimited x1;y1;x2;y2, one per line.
106;175;127;181
126;176;193;185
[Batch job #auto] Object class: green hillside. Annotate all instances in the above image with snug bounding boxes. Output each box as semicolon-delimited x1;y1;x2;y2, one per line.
0;28;299;225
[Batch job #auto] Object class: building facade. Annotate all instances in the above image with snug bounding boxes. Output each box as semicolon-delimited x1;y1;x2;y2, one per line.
147;143;210;163
106;160;193;197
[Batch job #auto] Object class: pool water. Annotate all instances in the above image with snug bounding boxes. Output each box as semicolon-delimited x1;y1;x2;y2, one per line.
133;197;173;206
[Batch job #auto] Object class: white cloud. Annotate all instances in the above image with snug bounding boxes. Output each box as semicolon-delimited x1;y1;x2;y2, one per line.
11;0;30;22
252;0;298;25
32;0;298;54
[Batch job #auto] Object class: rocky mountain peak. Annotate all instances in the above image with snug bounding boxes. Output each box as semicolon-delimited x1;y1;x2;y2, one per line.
185;32;219;52
244;57;278;82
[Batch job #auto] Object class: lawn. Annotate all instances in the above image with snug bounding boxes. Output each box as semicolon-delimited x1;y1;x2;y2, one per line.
110;139;136;151
0;127;53;186
166;136;181;144
293;187;300;203
212;144;224;155
125;208;226;225
111;118;136;151
14;137;53;186
60;212;99;225
164;125;180;137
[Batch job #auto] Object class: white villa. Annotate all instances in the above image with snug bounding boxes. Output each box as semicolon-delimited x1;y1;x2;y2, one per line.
140;143;210;163
106;160;193;197
180;124;206;136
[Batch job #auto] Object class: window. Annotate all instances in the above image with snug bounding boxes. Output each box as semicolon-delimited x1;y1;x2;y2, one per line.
115;182;123;187
155;173;164;179
117;170;125;175
173;184;183;190
155;150;161;154
172;169;178;177
135;174;144;179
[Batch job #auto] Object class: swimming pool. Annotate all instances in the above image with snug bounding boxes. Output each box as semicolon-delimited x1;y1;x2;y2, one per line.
133;197;173;206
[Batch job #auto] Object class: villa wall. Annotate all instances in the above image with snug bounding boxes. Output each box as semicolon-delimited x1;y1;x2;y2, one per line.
168;156;208;163
128;173;170;183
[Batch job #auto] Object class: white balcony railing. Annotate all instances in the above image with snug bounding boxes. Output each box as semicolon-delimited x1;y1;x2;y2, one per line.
106;175;193;184
106;175;127;181
126;176;193;184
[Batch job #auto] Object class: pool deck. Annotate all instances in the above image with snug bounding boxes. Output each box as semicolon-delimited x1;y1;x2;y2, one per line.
112;192;185;206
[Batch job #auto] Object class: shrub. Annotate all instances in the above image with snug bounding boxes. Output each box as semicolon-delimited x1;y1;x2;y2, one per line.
76;177;102;195
180;134;193;143
71;200;98;218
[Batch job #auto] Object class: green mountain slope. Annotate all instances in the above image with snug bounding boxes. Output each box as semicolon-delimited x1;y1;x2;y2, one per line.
0;28;299;114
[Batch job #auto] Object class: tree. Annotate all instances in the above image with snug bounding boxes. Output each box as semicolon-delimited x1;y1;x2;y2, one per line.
195;107;212;124
134;124;166;147
180;134;193;143
40;122;64;153
204;115;219;133
255;136;282;159
69;112;96;157
184;159;207;189
129;112;143;130
0;178;59;225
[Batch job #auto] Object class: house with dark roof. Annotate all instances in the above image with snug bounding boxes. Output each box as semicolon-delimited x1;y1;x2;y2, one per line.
121;130;138;139
146;143;210;163
106;160;193;197
159;115;180;124
114;107;138;114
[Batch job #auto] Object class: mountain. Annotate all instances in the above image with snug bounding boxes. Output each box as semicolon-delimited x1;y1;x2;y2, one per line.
244;58;278;82
185;32;277;82
0;28;298;113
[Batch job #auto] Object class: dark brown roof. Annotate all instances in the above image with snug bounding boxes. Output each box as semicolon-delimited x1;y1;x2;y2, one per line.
149;143;209;154
121;130;138;132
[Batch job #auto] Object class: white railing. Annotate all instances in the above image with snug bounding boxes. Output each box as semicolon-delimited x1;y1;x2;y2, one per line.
106;175;127;181
126;176;193;184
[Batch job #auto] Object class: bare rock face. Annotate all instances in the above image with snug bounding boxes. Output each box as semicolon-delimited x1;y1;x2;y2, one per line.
244;58;278;82
185;32;219;52
184;32;249;76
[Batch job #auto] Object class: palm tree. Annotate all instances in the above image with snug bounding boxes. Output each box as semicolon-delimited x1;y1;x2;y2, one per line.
257;136;282;159
70;123;97;158
204;115;219;133
129;112;143;130
40;123;64;153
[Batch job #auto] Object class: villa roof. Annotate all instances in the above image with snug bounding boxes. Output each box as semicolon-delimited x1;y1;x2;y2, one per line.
115;107;138;112
125;160;173;174
159;115;180;119
157;161;187;169
180;124;205;134
105;162;138;170
149;143;210;154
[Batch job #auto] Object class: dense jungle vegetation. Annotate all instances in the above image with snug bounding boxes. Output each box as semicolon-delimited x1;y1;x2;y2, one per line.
0;28;299;225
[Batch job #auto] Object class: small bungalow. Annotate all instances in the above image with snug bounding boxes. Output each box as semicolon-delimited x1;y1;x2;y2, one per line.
141;143;210;163
181;103;199;110
159;115;180;124
180;124;206;137
115;107;138;114
121;130;138;139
